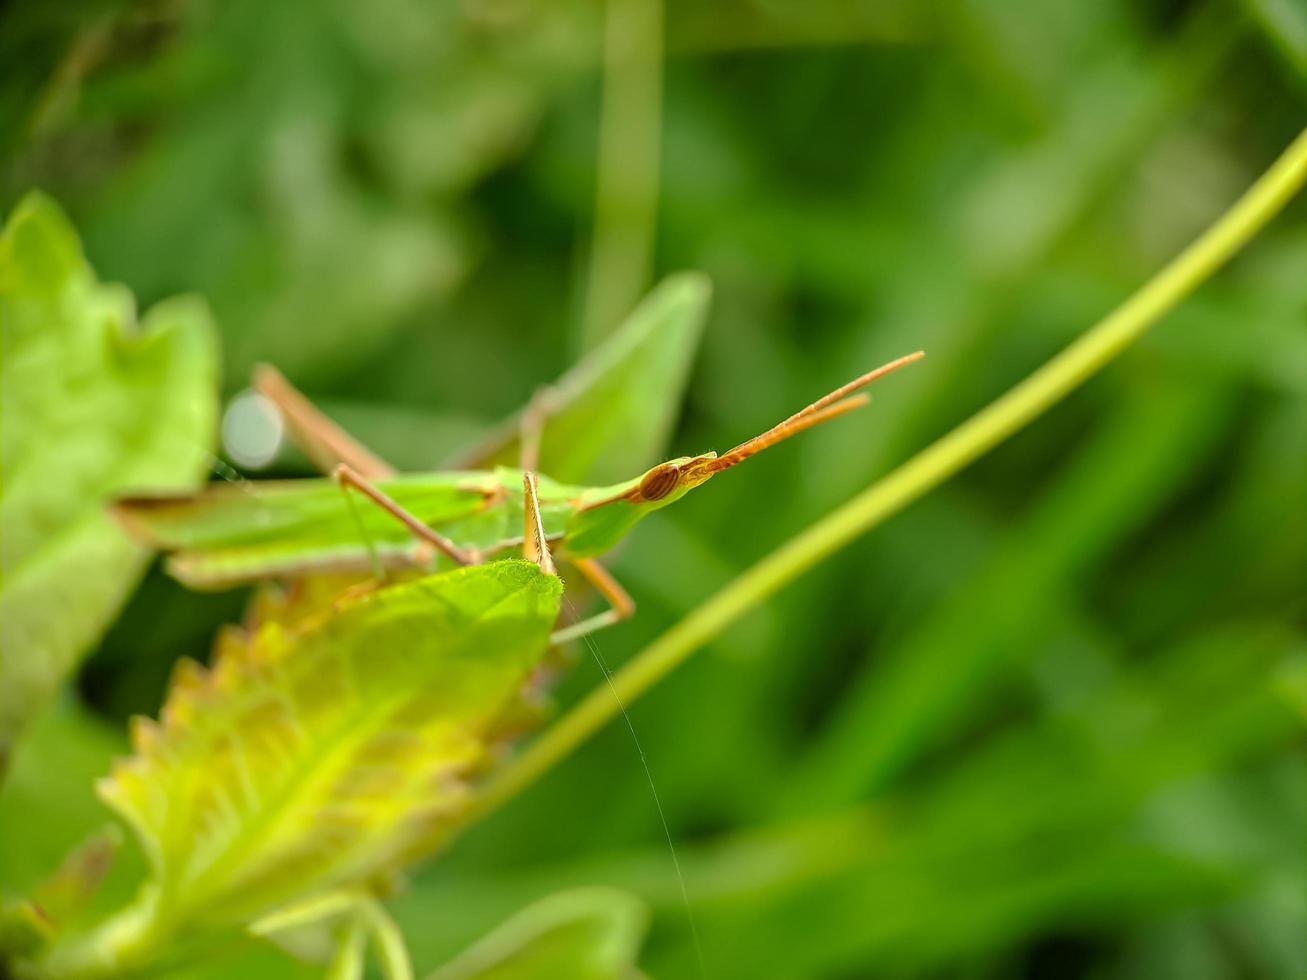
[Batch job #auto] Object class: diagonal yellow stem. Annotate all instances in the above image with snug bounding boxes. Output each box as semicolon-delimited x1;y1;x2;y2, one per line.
471;125;1307;822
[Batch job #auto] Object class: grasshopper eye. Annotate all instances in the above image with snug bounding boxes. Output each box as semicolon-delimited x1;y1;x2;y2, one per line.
637;462;681;502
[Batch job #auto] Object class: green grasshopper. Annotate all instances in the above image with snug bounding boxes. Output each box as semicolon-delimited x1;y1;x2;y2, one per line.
114;351;923;644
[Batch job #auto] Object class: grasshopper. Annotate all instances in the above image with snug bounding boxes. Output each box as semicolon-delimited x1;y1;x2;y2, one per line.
114;351;923;644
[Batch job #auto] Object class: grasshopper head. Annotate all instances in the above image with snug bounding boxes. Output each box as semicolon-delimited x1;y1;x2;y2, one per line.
629;350;926;504
564;352;923;557
628;453;717;504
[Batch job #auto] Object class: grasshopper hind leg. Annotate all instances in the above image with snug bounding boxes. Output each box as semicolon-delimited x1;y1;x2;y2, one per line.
254;367;471;577
254;364;394;479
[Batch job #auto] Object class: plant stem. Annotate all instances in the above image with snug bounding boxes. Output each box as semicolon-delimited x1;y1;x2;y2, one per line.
471;125;1307;822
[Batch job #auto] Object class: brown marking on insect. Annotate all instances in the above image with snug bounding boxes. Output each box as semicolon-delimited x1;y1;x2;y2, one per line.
634;461;682;502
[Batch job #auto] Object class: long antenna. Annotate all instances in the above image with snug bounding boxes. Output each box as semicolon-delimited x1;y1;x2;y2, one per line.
709;350;923;472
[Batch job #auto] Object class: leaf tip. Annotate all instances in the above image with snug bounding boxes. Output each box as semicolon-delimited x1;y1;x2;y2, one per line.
1;189;87;293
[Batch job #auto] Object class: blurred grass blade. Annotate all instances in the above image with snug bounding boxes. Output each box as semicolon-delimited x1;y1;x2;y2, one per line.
582;0;663;350
427;888;649;980
1242;0;1307;78
0;191;219;771
528;624;1299;977
1272;652;1307;721
780;372;1237;810
452;272;710;484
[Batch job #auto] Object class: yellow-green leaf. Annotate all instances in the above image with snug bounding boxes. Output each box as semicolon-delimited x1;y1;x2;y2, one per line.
98;561;561;939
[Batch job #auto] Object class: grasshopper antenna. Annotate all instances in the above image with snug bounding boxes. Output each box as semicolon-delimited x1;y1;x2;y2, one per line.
707;350;923;473
582;351;923;509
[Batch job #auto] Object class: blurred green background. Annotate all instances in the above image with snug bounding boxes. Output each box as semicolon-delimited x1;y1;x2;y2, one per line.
2;0;1305;977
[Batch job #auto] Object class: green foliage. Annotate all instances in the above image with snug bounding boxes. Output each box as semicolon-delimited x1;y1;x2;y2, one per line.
3;3;484;388
0;701;139;924
44;561;561;974
642;625;1303;978
0;192;218;766
429;888;648;980
2;1;1305;978
464;272;711;485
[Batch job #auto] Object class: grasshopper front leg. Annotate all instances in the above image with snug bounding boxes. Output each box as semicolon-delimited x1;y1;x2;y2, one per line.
521;471;557;575
521;471;634;645
551;558;635;646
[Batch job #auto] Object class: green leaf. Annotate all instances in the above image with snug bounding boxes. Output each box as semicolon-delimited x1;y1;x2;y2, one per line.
1272;652;1307;721
0;191;220;765
427;888;649;980
457;273;710;484
0;699;135;905
0;899;53;958
93;561;561;959
1243;0;1307;79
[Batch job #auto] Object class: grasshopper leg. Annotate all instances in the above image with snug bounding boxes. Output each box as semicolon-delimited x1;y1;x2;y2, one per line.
521;471;558;575
523;472;631;643
550;557;636;646
255;364;394;479
334;464;479;566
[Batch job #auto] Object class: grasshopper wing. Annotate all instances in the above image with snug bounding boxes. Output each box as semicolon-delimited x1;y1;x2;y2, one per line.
114;474;495;588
